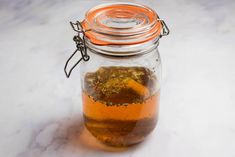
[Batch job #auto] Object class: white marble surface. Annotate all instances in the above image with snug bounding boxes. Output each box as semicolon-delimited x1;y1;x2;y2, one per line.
0;0;235;157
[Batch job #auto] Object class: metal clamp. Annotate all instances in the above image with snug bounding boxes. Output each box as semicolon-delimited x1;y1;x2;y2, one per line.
158;19;170;38
64;21;90;78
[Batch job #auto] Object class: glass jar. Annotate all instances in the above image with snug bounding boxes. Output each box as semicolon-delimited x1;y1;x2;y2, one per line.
64;2;169;147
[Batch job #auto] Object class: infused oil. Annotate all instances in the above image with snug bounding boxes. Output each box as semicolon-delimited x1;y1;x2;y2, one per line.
82;66;159;146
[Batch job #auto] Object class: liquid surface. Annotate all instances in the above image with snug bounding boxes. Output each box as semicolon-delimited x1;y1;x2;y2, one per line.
82;66;159;146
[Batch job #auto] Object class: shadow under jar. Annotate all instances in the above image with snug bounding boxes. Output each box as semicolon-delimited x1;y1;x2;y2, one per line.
64;2;169;147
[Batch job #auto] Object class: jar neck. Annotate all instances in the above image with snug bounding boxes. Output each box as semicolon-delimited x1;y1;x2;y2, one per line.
85;37;160;57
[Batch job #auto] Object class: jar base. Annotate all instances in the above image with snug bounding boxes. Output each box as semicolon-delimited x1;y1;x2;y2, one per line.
84;115;157;147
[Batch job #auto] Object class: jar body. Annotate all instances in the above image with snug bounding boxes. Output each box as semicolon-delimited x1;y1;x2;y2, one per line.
80;47;161;146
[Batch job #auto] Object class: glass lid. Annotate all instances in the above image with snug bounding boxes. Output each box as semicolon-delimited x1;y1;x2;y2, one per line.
81;3;163;45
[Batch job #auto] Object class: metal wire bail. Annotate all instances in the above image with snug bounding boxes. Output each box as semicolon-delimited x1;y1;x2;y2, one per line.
64;21;90;78
157;19;170;38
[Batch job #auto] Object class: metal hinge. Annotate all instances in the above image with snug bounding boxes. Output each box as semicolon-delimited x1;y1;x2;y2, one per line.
64;21;90;78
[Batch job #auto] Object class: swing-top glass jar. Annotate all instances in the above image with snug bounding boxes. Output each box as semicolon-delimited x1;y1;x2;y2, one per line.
65;2;169;147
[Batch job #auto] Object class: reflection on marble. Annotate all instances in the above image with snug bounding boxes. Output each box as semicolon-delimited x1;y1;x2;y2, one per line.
0;0;235;157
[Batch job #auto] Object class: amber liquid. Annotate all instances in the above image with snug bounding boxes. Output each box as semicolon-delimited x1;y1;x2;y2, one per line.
82;67;159;146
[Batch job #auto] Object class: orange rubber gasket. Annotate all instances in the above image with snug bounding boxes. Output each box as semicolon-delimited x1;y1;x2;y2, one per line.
81;3;162;46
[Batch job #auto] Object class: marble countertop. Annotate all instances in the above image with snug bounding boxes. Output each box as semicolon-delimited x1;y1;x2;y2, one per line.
0;0;235;157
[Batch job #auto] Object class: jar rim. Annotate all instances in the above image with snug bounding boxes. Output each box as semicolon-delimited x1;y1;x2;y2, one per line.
85;36;160;57
81;2;163;46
